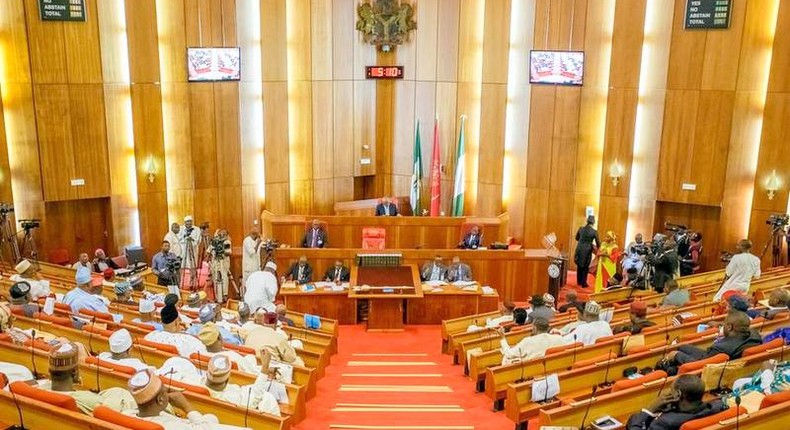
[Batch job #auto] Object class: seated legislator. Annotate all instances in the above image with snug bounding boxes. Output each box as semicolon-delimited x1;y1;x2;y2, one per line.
748;289;790;319
660;311;762;375
467;301;517;332
661;279;690;308
245;262;279;313
72;252;91;271
128;368;251;429
301;219;327;248
287;255;313;285
244;311;305;367
8;281;40;317
626;374;726;430
92;248;120;273
204;354;281;417
499;317;567;365
143;296;207;358
113;280;135;305
375;196;399;216
10;259;51;300
134;299;164;331
558;290;586;313
276;304;296;327
186;304;242;345
62;267;110;316
198;323;260;375
324;260;350;283
730;359;790;398
562;301;613;345
446;256;472;282
98;329;150;372
459;225;483;249
613;301;656;335
526;294;555;324
421;256;447;282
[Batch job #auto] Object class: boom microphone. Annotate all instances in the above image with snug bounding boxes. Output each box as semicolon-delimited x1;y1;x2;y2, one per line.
579;385;597;430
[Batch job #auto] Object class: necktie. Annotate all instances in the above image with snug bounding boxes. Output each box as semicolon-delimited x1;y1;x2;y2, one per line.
298;266;304;280
311;230;317;247
432;265;439;280
384;205;389;216
335;268;341;281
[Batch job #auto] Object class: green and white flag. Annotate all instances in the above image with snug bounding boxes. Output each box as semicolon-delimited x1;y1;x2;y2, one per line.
410;121;423;215
451;116;466;217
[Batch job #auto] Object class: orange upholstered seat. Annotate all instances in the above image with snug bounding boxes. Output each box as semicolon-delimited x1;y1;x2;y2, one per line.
760;389;790;409
362;227;386;250
80;308;115;323
611;370;667;393
190;352;239;370
83;324;114;338
595;331;630;344
572;351;617;369
742;338;784;357
23;338;53;352
224;343;256;355
93;405;164;430
34;312;73;327
136;338;180;355
158;377;210;395
85;356;137;375
9;381;79;412
679;406;746;430
677;353;728;375
546;342;582;356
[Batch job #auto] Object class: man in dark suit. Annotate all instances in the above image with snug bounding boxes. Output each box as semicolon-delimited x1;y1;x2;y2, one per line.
421;256;447;281
446;256;472;282
459;225;482;249
301;219;327;248
375;197;399;216
626;375;726;430
574;215;599;288
287;255;313;285
324;260;350;283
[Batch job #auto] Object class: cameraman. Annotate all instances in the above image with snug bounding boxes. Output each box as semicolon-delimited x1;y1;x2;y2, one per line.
178;215;202;278
151;240;179;286
650;239;679;294
209;229;232;303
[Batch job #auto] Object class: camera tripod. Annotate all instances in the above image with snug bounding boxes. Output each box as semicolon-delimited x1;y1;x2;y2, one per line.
758;225;785;268
0;212;21;264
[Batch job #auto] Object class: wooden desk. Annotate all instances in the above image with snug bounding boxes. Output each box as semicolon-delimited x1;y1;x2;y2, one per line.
349;265;422;331
279;287;357;325
261;211;509;249
270;248;549;301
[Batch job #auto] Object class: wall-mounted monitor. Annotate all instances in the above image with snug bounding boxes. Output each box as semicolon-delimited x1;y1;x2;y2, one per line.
529;50;584;86
187;47;241;82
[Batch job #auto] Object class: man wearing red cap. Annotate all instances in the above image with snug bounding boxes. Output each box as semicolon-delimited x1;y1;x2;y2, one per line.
244;310;304;367
613;301;656;334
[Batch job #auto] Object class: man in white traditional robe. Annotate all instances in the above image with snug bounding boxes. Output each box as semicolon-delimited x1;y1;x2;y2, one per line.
563;301;613;346
204;354;281;417
714;239;761;302
244;262;279;313
163;222;183;259
242;228;263;286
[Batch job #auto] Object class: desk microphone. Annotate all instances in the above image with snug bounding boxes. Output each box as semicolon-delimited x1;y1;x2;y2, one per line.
87;316;97;355
95;354;101;393
758;310;769;334
514;347;526;383
29;329;39;380
579;385;597;430
735;394;741;430
569;334;578;370
244;385;252;427
542;357;550;402
599;349;613;388
714;358;730;394
8;383;26;430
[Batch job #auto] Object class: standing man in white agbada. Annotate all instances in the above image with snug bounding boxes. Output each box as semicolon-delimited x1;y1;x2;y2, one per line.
244;262;279;313
178;216;202;282
163;222;182;259
242;228;263;286
714;239;761;302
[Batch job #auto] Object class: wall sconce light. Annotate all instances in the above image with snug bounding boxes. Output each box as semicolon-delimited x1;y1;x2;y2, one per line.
766;169;780;200
146;157;156;184
609;159;625;186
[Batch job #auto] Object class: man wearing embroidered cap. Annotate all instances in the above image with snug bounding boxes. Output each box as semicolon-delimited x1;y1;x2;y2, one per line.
244;310;304;366
133;299;164;331
204;354;281;416
8;281;39;317
244;261;279;313
182;290;207;312
10;259;50;300
144;296;207;358
178;215;202;280
97;328;149;372
62;266;110;316
562;300;613;345
199;323;259;374
187;304;241;345
129;368;250;429
112;281;134;304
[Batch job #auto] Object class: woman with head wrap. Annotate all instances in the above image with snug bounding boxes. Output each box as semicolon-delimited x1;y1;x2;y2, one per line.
594;230;620;293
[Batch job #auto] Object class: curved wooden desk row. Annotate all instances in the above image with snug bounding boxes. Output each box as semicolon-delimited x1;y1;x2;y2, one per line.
261;212;510;250
271;248;549;303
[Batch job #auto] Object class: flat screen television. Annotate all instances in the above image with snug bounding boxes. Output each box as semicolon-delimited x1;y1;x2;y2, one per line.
187;47;241;82
529;50;584;86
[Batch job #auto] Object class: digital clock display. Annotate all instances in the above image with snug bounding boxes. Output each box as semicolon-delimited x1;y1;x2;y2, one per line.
365;66;404;79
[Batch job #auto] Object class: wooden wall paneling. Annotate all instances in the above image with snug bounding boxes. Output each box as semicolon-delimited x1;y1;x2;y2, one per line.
699;0;746;91
34;85;77;201
311;81;334;213
523;188;549;246
525;86;555;191
353;81;376;177
434;82;457;216
331;0;354;80
125;0;160;84
311;0;332;81
477;83;506;217
161;83;194;194
137;191;168;255
549;86;581;192
214;83;241;188
219;0;238;46
665;0;706;90
481;0;511;85
0;0;33;84
288;81;314;214
654;201;723;272
656;90;700;203
62;0;103;83
217;185;243;240
189;84;218;189
606;0;645;89
0;94;15;215
688;91;733;205
261;0;287;81
43;199;112;260
600;89;638;199
23;0;67;83
332;80;354;203
69;84;111;199
390;80;417;197
435;0;460;82
414;0;438;82
193;187;220;228
394;9;416;81
156;0;188;84
455;82;480;215
373;78;392;196
351;13;376;81
597;195;629;245
751;93;790;214
262;81;290;212
767;1;790;93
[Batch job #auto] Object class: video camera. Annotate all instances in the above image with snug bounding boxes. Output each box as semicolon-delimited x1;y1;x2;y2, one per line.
766;213;789;228
663;222;688;233
0;203;13;216
165;255;182;272
210;236;231;259
630;243;650;256
20;219;41;230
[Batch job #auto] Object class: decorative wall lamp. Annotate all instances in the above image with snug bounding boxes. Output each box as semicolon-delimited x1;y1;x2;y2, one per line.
146;157;156;184
609;159;626;186
766;169;781;200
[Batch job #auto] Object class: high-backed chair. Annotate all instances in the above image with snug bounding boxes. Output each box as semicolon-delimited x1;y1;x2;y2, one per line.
362;227;386;250
48;248;71;266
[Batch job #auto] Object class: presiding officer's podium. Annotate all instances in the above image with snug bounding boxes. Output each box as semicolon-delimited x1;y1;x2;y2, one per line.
348;254;423;331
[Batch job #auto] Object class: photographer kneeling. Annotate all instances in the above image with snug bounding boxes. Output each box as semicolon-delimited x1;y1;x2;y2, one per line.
151;240;181;286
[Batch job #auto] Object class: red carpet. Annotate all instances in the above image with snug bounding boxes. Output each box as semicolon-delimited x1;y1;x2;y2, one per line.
292;325;514;430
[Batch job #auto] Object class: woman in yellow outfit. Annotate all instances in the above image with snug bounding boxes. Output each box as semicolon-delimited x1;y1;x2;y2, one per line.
595;231;620;293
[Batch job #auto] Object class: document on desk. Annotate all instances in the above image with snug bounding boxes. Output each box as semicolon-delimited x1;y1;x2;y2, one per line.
424;280;448;287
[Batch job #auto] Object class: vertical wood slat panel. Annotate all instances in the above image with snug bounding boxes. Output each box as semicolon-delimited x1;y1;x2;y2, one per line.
125;0;161;84
34;85;77;201
24;0;67;83
69;84;111;198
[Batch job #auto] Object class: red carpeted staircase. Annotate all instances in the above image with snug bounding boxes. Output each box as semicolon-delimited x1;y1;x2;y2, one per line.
292;325;514;430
